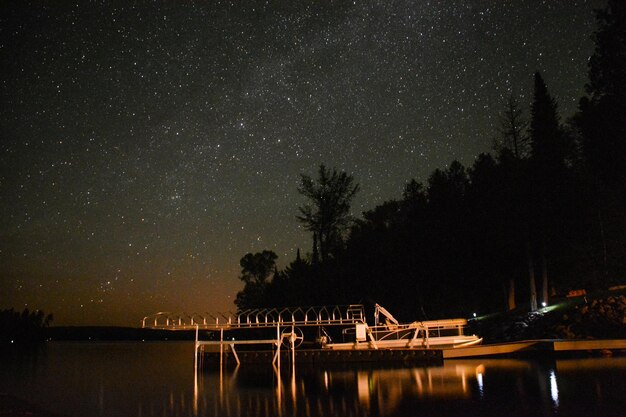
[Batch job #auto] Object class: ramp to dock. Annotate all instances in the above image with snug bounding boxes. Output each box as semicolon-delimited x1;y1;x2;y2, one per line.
444;339;626;359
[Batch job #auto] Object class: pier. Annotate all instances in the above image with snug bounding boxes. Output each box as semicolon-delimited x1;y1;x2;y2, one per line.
142;305;446;369
443;339;626;359
142;306;625;368
200;347;442;367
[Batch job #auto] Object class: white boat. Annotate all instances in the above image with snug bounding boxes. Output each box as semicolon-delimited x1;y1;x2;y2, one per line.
322;304;482;350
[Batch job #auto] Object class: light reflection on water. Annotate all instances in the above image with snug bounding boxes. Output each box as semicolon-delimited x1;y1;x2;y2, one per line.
549;369;559;408
1;342;626;417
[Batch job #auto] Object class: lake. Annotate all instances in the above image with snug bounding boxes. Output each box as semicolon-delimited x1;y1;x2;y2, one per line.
1;342;625;416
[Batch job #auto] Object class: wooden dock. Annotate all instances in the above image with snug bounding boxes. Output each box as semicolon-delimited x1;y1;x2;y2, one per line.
199;339;626;367
201;347;443;367
443;339;626;359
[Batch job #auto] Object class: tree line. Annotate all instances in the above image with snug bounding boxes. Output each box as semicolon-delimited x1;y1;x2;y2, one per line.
234;1;625;321
0;308;53;344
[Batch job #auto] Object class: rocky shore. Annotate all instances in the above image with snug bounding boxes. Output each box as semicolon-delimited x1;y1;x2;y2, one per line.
474;293;626;343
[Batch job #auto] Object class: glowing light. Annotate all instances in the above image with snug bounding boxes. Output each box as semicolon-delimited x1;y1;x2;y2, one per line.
541;302;547;307
549;370;559;408
472;313;477;318
475;365;485;398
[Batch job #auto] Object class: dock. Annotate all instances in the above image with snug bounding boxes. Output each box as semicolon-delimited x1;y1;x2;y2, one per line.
141;306;626;367
201;347;442;367
443;339;626;359
142;305;449;369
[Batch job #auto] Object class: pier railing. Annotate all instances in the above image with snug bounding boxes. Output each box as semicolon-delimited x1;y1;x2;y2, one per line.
141;304;366;330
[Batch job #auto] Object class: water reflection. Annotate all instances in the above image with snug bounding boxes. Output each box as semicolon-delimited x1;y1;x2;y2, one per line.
195;357;626;417
549;369;559;408
196;361;486;417
2;343;626;417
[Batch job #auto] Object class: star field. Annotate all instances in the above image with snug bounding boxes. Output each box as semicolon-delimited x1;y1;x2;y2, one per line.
1;1;602;325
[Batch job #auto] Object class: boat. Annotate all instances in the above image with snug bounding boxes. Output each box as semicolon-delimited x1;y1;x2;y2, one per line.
320;304;482;350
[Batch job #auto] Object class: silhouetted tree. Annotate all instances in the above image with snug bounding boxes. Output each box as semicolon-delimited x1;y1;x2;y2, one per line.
575;0;626;284
234;250;278;310
497;94;529;158
0;308;53;344
297;165;359;262
584;0;626;186
467;153;511;310
529;72;567;308
421;161;472;316
530;72;571;168
238;251;277;285
232;7;625;317
281;249;311;305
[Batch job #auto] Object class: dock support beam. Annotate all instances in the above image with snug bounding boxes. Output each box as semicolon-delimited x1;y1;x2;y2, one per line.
220;328;224;368
194;325;199;373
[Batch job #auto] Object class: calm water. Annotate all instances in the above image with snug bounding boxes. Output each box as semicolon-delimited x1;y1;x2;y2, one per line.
1;342;626;417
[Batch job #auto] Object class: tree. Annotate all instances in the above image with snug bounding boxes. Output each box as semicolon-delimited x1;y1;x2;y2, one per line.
581;0;626;188
281;249;311;305
426;161;469;211
587;0;626;103
575;0;626;283
297;165;360;262
238;250;277;285
468;153;516;311
0;308;53;344
234;250;278;310
528;72;560;309
496;94;529;158
530;72;564;172
529;71;575;308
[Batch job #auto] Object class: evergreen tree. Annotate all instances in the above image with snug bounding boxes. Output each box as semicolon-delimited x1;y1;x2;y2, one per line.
529;71;565;308
581;0;626;188
587;0;626;102
530;72;564;172
575;0;626;284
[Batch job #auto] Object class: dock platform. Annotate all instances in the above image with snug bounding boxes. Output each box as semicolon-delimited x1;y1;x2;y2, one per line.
443;339;626;359
202;347;443;367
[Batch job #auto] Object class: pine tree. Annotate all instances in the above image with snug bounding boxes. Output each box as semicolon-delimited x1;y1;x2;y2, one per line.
581;0;626;189
530;72;563;172
575;0;626;283
528;72;564;309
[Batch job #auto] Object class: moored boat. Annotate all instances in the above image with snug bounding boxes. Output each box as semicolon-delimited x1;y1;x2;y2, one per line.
321;304;482;350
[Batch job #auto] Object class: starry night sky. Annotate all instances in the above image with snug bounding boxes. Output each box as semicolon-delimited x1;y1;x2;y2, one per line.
1;1;604;326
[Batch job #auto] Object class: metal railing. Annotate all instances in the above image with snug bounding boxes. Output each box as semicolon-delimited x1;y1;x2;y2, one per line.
142;304;366;330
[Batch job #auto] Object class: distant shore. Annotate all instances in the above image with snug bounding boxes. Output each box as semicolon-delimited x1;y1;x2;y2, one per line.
45;326;195;342
40;289;626;344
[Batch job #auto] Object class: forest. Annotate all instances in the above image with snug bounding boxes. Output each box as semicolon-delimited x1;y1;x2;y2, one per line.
235;1;625;321
0;308;53;344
